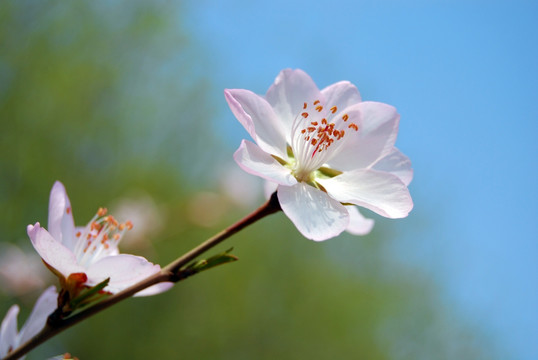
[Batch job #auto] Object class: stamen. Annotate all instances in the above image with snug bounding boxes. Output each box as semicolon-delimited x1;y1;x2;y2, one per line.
291;99;354;178
74;208;134;267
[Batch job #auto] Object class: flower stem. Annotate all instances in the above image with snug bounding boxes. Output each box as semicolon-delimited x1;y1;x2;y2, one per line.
3;193;281;360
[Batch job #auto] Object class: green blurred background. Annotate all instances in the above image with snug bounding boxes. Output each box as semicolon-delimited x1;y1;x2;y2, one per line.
0;1;495;359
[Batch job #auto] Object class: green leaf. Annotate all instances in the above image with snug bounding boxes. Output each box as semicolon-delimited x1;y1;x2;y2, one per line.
181;248;238;278
69;277;110;310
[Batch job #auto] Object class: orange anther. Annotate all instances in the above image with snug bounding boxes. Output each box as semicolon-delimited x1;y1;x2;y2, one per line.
126;220;133;230
330;106;337;114
342;114;349;122
313;100;320;105
321;118;327;125
310;121;318;126
113;234;121;240
315;105;323;112
301;112;309;118
311;138;318;145
66;207;71;214
97;207;107;217
76;231;81;237
303;102;307;109
348;123;359;131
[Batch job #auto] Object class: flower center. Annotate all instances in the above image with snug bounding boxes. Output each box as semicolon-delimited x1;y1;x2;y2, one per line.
290;99;359;182
73;207;133;267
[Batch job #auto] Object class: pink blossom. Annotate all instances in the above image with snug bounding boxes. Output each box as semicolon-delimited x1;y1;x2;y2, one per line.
27;182;172;296
225;69;413;241
0;286;57;359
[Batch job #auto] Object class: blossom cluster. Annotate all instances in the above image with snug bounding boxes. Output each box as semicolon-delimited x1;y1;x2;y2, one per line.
1;68;413;358
1;181;172;358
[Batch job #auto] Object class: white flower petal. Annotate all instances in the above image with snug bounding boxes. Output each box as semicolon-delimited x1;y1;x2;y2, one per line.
234;140;297;186
27;223;84;278
0;305;19;358
317;169;413;218
134;282;173;297
19;286;57;346
47;181;76;251
224;89;287;158
265;69;322;143
264;180;278;200
372;148;413;186
321;81;362;111
327;101;400;171
277;183;349;241
86;254;162;294
345;206;374;236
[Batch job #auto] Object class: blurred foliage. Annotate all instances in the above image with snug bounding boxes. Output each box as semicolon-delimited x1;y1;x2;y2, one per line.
0;1;493;359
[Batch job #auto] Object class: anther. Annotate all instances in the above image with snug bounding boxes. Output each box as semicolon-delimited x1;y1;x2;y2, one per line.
313;100;320;105
315;105;323;112
303;102;307;109
330;106;337;114
348;123;359;131
301;112;309;118
342;114;349;122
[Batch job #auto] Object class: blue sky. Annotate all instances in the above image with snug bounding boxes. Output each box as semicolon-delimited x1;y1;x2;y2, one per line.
185;0;537;358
